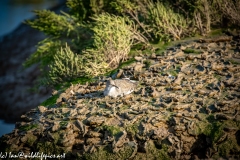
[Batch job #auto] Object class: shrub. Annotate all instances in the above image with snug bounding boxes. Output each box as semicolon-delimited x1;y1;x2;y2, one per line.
145;0;189;41
110;0;152;40
66;0;116;22
216;0;240;26
47;44;83;85
24;0;239;87
24;10;93;70
82;13;148;76
111;0;190;42
193;0;211;35
24;7;147;85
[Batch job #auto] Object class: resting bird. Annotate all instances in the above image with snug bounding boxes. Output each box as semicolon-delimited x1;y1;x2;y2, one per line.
104;78;138;98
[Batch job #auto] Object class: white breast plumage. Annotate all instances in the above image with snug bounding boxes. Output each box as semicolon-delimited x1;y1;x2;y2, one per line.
104;79;137;98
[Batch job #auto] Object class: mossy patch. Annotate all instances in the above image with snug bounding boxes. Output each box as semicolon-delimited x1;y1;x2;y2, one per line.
209;29;224;36
40;94;58;106
26;134;38;146
183;48;201;54
203;121;224;143
101;125;122;137
213;73;222;81
217;137;240;157
168;70;178;77
60;121;68;127
151;41;172;53
143;60;152;68
81;143;136;160
80;141;170;160
37;141;63;154
126;123;139;135
19;124;38;131
134;140;170;160
60;103;68;108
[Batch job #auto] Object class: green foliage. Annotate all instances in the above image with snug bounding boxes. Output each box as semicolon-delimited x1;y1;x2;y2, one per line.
110;0;154;41
83;13;147;77
112;0;192;42
37;141;62;154
134;140;170;160
67;0;116;22
47;44;83;85
24;0;238;87
101;125;122;136
24;4;148;86
126;123;139;135
23;38;61;68
19;124;38;131
145;0;188;41
143;60;152;68
26;10;70;36
183;48;202;54
216;0;240;26
40;94;58;106
24;8;94;86
60;121;68;127
81;144;136;160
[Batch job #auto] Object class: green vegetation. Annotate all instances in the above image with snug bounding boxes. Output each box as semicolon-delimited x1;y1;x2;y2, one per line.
126;123;139;135
81;144;135;160
47;44;84;85
106;58;136;77
143;60;152;68
203;121;224;143
19;124;38;131
146;0;188;41
37;141;63;155
80;140;170;160
135;140;170;160
101;125;122;136
40;94;58;106
24;0;240;88
83;13;147;77
60;121;68;127
192;114;240;158
183;48;202;54
26;134;38;146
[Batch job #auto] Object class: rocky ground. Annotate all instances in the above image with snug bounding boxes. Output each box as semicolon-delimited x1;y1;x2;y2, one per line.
0;33;240;159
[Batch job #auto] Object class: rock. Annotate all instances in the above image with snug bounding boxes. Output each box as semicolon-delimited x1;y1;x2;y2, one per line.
38;106;47;113
86;138;101;145
134;56;143;62
86;116;105;127
134;62;144;72
51;121;60;132
112;131;128;152
87;131;103;138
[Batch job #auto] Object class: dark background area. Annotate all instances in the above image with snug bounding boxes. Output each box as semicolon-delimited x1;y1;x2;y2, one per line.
0;0;66;137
